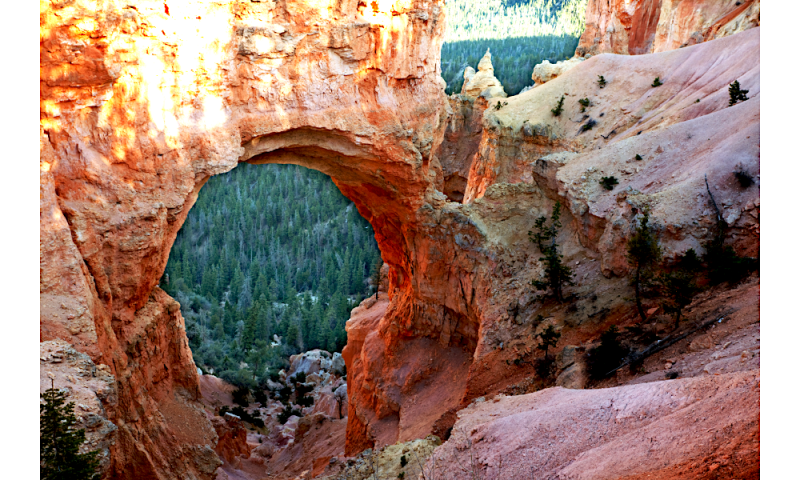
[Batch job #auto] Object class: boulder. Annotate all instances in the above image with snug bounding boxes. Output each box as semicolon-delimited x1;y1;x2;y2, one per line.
331;352;346;377
555;363;588;390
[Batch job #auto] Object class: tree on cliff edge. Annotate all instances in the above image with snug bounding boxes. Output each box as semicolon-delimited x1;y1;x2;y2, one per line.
529;202;575;302
41;385;100;480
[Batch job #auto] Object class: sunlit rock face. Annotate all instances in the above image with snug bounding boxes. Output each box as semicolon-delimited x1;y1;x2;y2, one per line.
576;0;760;56
41;0;450;476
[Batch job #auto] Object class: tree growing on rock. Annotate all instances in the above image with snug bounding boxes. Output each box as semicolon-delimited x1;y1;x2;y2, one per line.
656;249;703;330
529;202;575;302
536;324;561;361
551;95;565;116
626;211;661;322
728;80;749;106
40;384;100;480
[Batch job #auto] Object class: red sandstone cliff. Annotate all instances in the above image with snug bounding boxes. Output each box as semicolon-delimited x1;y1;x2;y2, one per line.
41;0;448;477
40;0;760;478
577;0;760;56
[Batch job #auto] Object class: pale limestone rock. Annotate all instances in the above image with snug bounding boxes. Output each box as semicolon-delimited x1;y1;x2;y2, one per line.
461;49;507;99
531;57;584;86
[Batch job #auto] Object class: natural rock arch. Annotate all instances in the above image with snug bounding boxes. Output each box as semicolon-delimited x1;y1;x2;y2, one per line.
41;1;761;478
41;0;485;476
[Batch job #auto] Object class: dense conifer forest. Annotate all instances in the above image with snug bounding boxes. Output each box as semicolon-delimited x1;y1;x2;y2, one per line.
162;163;381;386
164;0;588;387
441;0;587;95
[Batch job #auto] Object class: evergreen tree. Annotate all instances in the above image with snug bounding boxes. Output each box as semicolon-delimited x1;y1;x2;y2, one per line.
626;211;662;322
41;385;100;480
529;202;575;302
728;80;749;106
535;324;561;360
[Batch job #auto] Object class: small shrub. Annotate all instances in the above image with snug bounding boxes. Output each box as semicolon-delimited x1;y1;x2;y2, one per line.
651;77;663;87
277;405;303;424
231;406;265;428
580;119;597;132
400;455;408;468
728;80;749;106
635;154;643;161
232;386;251;407
398;472;405;479
695;99;700;103
600;176;619;190
494;100;509;111
578;98;591;112
597;75;607;88
253;389;268;406
587;326;628;380
734;168;754;188
536;324;561;361
278;384;293;402
296;394;314;408
551;95;565;117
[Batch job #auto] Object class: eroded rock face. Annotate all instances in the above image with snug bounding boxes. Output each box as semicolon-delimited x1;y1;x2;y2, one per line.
577;0;760;57
40;0;760;476
460;49;507;99
41;0;448;476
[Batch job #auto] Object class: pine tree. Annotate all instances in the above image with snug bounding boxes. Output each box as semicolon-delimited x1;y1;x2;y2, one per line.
41;385;100;480
535;324;561;360
551;95;565;117
728;80;749;106
529;202;575;302
626;211;662;322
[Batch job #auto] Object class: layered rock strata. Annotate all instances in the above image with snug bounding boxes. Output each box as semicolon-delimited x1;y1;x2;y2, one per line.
577;0;760;57
41;0;448;477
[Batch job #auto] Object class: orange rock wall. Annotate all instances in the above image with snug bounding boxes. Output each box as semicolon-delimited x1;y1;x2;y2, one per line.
41;0;450;476
576;0;760;57
40;0;761;476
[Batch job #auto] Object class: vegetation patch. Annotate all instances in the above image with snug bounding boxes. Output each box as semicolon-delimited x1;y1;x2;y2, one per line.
551;95;566;116
600;176;619;190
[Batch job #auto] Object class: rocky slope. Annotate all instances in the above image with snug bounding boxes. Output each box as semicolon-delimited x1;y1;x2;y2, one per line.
198;350;350;480
40;0;759;478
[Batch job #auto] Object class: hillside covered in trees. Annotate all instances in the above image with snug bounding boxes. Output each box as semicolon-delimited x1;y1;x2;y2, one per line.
162;163;381;386
441;0;588;95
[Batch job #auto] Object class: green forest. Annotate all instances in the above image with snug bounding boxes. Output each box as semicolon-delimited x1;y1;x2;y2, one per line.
441;0;587;95
163;0;589;387
162;163;381;386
